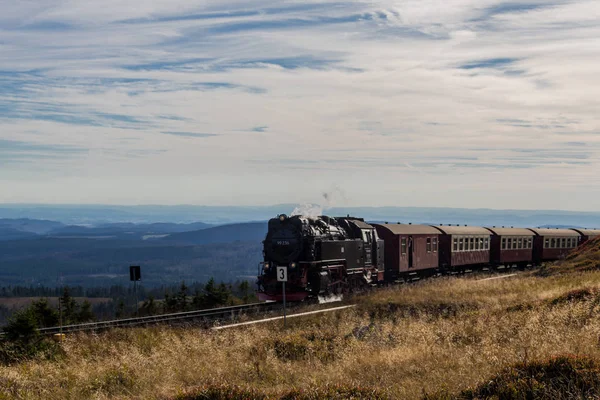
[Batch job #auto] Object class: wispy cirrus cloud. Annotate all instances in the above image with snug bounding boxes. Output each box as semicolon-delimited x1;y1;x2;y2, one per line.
0;139;87;166
458;58;521;70
162;131;218;138
0;0;599;209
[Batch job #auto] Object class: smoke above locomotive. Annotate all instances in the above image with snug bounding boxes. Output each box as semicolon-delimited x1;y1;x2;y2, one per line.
290;203;323;219
257;214;384;302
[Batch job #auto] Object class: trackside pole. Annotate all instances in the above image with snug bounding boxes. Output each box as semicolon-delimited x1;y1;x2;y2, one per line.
134;281;138;316
277;266;288;328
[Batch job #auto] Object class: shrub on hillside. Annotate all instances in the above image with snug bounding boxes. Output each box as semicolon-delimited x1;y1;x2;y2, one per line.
425;355;600;400
549;287;600;306
0;299;63;365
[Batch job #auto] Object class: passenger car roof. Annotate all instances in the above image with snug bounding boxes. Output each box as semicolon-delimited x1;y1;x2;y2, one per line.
374;224;440;235
527;228;581;237
431;225;491;235
484;227;535;236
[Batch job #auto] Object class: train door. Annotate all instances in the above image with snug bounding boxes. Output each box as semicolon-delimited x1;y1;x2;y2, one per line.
362;230;373;266
374;231;384;274
408;236;414;268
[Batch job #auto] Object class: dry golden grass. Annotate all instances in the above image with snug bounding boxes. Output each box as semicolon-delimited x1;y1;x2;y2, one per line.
3;263;600;398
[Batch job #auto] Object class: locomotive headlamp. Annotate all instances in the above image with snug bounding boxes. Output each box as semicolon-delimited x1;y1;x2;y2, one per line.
263;262;270;270
290;262;297;269
279;214;287;222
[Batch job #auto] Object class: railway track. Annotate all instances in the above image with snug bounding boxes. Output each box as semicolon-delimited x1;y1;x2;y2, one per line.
35;302;280;335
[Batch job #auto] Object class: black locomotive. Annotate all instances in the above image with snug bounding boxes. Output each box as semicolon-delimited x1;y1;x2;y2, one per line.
257;214;384;301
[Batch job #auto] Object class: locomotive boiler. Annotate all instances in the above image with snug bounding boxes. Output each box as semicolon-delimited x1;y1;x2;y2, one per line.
256;214;384;301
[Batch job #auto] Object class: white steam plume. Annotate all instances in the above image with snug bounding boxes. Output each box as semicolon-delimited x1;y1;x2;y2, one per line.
290;185;348;218
290;203;323;219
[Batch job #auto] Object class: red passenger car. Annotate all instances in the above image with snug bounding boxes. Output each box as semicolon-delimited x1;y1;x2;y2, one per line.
431;225;491;270
485;227;535;267
374;224;440;281
528;228;581;263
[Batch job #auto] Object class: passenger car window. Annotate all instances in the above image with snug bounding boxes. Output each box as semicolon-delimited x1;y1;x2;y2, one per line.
426;238;432;253
401;238;407;255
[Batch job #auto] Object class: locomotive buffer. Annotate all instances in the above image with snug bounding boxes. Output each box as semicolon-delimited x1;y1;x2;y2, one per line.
277;266;287;327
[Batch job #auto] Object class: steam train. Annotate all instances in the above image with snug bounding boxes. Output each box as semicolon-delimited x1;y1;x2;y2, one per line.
257;214;384;301
256;214;600;302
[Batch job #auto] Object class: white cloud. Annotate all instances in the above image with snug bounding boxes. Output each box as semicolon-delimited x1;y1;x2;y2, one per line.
0;0;599;210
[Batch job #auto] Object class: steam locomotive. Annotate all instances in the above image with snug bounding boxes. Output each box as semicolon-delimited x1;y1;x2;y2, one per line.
256;214;384;301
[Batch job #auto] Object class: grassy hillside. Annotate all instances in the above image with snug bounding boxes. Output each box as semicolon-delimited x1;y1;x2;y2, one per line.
2;238;600;399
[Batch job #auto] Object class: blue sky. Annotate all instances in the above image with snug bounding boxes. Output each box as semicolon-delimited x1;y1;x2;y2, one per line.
0;0;599;210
